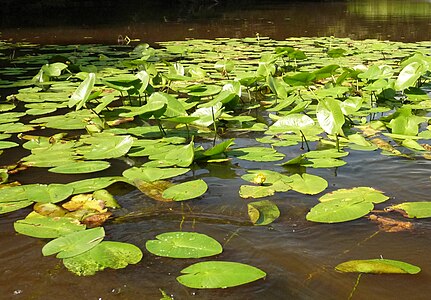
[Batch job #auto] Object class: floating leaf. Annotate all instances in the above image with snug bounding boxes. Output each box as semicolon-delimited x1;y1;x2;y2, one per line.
289;173;328;195
177;261;266;289
306;198;374;223
63;241;143;276
42;227;105;259
336;259;420;274
0;201;33;214
248;200;280;225
162;179;208;201
390;202;431;218
239;185;275;199
0;141;19;150
66;177;123;194
228;147;284;162
49;161;111;174
123;167;190;183
146;232;222;258
319;187;389;204
14;212;85;238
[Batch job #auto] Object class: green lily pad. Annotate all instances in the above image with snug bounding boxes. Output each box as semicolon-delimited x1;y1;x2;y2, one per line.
0;141;19;150
48;161;111;174
177;261;266;289
66;177;123;194
239;185;276;199
146;232;222;258
162;179;208;201
289;173;328;195
63;241;143;276
319;187;389;204
228;147;285;162
248;200;280;225
14;212;86;238
390;202;431;218
0;201;34;214
42;227;105;259
336;259;421;274
123;167;190;183
306;198;374;223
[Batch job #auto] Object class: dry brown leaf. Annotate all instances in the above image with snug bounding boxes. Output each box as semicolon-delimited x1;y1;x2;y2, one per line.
368;214;413;233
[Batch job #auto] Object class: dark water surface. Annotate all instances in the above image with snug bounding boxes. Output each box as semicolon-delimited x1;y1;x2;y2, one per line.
2;1;431;299
2;0;431;44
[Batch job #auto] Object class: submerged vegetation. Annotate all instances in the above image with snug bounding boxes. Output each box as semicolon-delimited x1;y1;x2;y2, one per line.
2;35;431;294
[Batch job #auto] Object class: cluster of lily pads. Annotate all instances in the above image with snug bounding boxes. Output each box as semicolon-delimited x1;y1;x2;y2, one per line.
2;36;431;292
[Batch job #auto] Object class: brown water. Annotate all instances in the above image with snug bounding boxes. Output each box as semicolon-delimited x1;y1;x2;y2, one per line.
2;0;431;44
2;1;431;299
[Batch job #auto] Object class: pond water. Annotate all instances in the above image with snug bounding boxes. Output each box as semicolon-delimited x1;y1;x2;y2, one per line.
2;1;431;300
2;0;431;44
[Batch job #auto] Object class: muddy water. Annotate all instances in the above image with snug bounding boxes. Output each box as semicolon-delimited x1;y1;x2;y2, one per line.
2;1;431;299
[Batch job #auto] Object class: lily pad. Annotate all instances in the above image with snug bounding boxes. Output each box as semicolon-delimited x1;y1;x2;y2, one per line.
289;173;328;195
335;259;421;274
390;202;431;218
306;198;374;223
14;212;86;238
177;261;266;289
48;161;111;174
319;187;389;204
248;200;280;225
162;179;208;201
63;241;143;276
42;227;105;259
146;232;222;258
239;185;276;199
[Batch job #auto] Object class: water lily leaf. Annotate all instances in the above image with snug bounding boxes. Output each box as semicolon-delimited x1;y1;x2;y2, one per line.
162;179;208;201
306;198;374;223
203;138;235;157
303;158;346;168
395;62;425;91
304;149;349;159
92;189;120;208
80;135;134;160
248;200;280;225
289;173;328;195
146;232;222;258
123;167;190;183
228;147;284;162
319;187;389;204
14;212;85;238
23;183;74;203
0;141;19;150
316;97;345;135
48;161;111;174
335;259;420;274
390;202;431;218
239;185;276;199
42;227;105;259
0;201;33;214
177;261;266;289
63;241;143;276
66;177;123;194
34;203;67;217
68;73;96;110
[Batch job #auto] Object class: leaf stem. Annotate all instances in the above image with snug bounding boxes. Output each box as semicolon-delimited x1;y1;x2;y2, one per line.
348;273;362;300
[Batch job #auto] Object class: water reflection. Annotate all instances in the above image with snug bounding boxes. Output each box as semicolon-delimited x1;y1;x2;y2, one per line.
1;0;431;43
